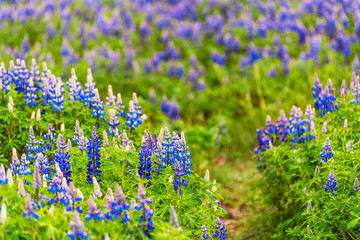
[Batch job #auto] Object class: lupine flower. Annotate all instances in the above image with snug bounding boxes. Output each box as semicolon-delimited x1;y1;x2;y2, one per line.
91;89;105;121
202;225;210;239
85;198;103;221
54;134;71;183
19;153;32;176
67;211;88;239
322;121;327;134
107;109;120;136
25;78;38;107
170;206;179;228
23;194;40;220
9;148;20;178
136;184;155;238
354;178;359;192
340;79;347;97
105;85;116;107
114;93;125;117
0;164;8;185
48;163;66;203
307;200;312;211
67;70;83;102
213;218;227;239
126;100;142;131
325;170;338;195
36;153;50;180
315;166;319;174
103;131;109;148
50;82;65;113
26;126;40;163
0;202;7;224
83;69;95;108
138;133;153;185
289;106;308;143
87;126;101;185
312;73;323;109
349;140;353;152
320;138;333;164
18;179;26;197
304;187;308;196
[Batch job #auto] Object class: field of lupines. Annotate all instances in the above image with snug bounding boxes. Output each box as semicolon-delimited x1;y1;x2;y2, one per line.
2;0;360;239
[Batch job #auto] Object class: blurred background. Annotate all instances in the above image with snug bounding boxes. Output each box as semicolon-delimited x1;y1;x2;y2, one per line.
1;0;359;238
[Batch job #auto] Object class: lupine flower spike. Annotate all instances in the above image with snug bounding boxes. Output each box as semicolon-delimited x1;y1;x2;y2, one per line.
325;170;338;195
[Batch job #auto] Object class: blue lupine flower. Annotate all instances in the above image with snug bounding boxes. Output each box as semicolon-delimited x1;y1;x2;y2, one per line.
23;195;39;220
138;132;153;185
73;120;81;143
9;148;20;178
48;163;66;204
318;79;337;116
211;50;226;66
54;134;71;183
325;170;338;195
0;63;10;94
36;153;50;181
213;218;227;239
83;69;96;109
50;82;65;113
85;198;103;221
67;69;83;102
107;109;120;136
104;183;131;221
91;89;105;121
19;153;32;176
86;126;101;185
136;184;155;238
29;59;41;91
43;123;57;154
289;106;308;143
340;79;347;98
159;127;174;168
25;78;38;107
125;100;142;131
202;225;210;239
0;164;8;185
105;85;116;107
312;74;323;110
62;182;84;213
351;73;360;104
41;71;52;106
26;126;40;163
320;138;333;164
114;93;126;117
67;211;88;240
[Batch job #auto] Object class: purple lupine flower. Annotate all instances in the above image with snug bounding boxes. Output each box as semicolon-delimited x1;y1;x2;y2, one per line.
320;138;333;164
138;133;153;185
213;218;227;239
340;79;347;98
91;89;105;121
312;73;323;109
289;106;308;143
85;198;103;221
67;211;88;240
125;100;142;131
86;126;101;184
23;195;39;220
107;109;120;136
136;184;155;238
325;170;338;195
354;178;359;192
105;85;116;107
54;134;71;183
114;93;125;117
202;225;210;239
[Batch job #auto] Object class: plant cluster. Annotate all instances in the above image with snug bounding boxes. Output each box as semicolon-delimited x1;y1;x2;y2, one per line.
0;58;226;239
254;72;360;239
